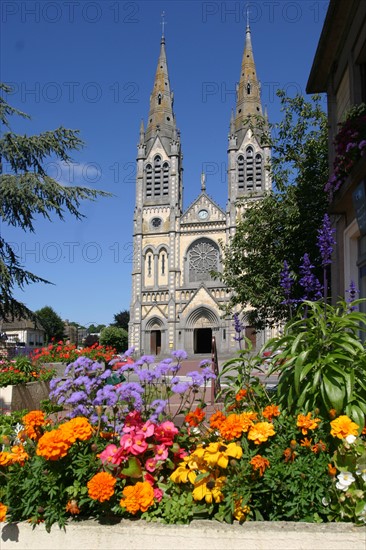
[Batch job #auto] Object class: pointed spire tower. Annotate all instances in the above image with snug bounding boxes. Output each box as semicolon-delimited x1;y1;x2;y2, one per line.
144;28;177;154
227;17;271;224
234;18;262;140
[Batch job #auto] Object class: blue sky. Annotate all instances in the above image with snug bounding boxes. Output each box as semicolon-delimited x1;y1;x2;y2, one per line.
1;0;329;327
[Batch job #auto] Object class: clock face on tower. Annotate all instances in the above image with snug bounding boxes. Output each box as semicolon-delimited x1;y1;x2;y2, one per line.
198;209;208;220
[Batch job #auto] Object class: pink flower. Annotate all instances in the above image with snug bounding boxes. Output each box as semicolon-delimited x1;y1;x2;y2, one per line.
140;420;155;438
145;457;157;472
123;411;143;433
98;444;126;466
154;421;178;446
144;472;155;486
131;434;148;456
154;444;168;462
154;488;164;502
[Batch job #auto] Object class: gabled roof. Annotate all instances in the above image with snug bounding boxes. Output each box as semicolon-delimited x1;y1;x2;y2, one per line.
181;192;226;225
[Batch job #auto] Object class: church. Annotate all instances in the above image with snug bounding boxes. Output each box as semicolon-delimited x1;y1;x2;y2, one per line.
128;22;271;357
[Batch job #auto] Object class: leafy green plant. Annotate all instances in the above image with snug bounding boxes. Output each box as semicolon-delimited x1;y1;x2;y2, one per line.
218;338;271;409
266;299;366;426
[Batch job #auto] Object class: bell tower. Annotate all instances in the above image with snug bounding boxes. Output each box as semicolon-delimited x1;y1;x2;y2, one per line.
129;29;183;355
227;20;271;234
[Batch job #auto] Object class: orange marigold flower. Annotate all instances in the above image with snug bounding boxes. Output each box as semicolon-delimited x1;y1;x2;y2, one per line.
59;417;93;444
210;411;226;430
250;454;270;476
185;407;205;427
262;405;280;421
120;481;154;514
0;452;13;467
296;413;321;435
218;413;248;441
247;422;275;445
329;409;337;420
36;429;71;461
22;410;47;440
0;503;7;522
87;472;116;502
300;437;312;448
235;389;247;402
362;426;366;436
10;445;28;466
330;415;359;439
283;447;296;463
312;440;326;454
328;463;337;477
65;500;80;515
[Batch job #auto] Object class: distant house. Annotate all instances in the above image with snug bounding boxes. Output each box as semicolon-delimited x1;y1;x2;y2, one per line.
1;317;46;349
307;0;366;305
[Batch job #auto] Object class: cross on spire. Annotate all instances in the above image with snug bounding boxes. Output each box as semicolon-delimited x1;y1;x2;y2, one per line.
246;5;250;30
161;11;167;38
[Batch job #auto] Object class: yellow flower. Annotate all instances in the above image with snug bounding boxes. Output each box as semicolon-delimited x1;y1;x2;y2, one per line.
296;413;320;435
247;422;275;444
330;415;359;439
201;441;242;469
234;499;250;521
170;462;197;485
192;473;225;504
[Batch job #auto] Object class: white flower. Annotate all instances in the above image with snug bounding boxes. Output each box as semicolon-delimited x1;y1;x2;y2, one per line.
356;468;366;482
345;434;357;444
336;471;355;491
322;497;330;506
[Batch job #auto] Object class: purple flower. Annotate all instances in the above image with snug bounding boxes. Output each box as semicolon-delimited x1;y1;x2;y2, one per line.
359;140;366;150
346;142;357;153
66;390;88;404
299;253;323;301
199;359;210;368
137;369;157;383
93;385;118;407
201;367;216;381
171;381;190;394
187;371;204;386
137;355;155;365
346;280;360;311
317;214;336;267
171;350;188;361
280;260;296;305
233;313;244;343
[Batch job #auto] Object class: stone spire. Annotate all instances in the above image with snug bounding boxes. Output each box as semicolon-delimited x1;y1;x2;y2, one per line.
144;34;177;153
234;20;262;134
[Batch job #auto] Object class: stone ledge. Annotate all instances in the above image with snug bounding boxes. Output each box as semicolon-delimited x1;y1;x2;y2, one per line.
1;519;365;550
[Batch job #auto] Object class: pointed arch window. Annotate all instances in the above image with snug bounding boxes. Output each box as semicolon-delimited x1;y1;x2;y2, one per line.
237;155;244;190
245;146;254;190
247;82;251;95
153;155;162;196
255;153;263;190
163;162;169;195
146;164;152;198
157;93;162;105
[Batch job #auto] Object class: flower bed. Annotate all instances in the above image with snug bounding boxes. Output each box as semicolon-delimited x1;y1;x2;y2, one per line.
0;296;365;531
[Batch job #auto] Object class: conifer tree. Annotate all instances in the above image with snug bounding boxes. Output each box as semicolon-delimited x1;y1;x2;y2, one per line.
0;83;109;320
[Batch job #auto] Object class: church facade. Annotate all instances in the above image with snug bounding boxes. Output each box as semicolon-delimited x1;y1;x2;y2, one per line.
129;24;271;357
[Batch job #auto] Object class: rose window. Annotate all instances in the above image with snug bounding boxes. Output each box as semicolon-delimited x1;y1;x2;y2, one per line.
188;240;219;282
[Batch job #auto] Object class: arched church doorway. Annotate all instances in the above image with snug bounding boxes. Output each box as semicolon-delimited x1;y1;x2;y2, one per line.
150;330;161;355
194;328;212;353
185;306;219;355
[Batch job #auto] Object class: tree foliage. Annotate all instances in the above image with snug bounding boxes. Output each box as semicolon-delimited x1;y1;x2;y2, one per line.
35;306;65;343
0;83;110;320
112;309;130;331
219;93;329;329
99;326;128;353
